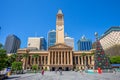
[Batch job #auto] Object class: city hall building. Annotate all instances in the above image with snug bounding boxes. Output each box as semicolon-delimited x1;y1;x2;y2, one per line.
17;10;94;71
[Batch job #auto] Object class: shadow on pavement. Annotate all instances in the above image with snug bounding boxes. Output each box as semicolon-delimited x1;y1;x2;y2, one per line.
7;76;21;79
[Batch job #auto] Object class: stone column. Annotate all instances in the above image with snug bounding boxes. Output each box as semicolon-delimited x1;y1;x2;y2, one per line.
85;56;86;66
45;56;47;65
78;56;80;65
53;52;55;64
56;52;58;64
55;51;56;65
52;51;54;64
69;52;70;65
88;55;90;65
64;51;66;65
51;52;53;65
48;52;50;65
81;56;83;65
91;56;94;65
67;51;69;65
46;56;48;65
70;51;73;65
74;56;76;64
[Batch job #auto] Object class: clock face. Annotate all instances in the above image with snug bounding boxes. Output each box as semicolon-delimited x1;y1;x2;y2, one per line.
57;26;63;31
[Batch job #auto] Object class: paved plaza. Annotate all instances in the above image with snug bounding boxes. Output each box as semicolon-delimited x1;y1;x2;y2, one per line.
7;71;120;80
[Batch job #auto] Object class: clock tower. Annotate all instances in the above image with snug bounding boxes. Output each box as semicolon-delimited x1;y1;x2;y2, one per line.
56;9;64;44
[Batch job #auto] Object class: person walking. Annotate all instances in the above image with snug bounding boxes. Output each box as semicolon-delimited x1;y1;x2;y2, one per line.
55;68;57;73
59;69;62;75
60;70;62;75
41;69;44;75
114;68;116;74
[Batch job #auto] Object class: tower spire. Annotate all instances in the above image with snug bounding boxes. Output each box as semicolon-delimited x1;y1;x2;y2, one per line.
57;9;63;14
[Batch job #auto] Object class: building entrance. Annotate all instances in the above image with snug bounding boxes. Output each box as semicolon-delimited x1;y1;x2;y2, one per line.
52;67;55;71
59;67;62;70
65;67;69;71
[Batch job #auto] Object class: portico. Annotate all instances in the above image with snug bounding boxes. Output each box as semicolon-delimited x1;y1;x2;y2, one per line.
48;43;73;70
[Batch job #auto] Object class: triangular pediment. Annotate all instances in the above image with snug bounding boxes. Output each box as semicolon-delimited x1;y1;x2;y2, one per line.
48;43;73;50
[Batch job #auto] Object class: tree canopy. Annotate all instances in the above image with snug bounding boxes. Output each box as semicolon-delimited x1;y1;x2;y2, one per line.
22;53;29;58
6;54;18;67
12;61;22;71
32;54;39;58
110;56;120;64
0;47;7;71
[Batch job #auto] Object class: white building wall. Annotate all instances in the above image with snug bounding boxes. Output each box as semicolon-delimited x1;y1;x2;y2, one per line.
100;31;120;50
64;37;74;49
27;37;41;50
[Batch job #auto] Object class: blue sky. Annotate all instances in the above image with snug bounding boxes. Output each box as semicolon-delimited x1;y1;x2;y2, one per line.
0;0;120;50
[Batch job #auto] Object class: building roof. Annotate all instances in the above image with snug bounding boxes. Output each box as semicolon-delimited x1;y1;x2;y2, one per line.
48;30;56;33
100;26;120;39
7;34;21;41
57;9;63;14
65;36;74;39
81;35;86;40
28;37;45;39
77;35;91;42
18;47;38;51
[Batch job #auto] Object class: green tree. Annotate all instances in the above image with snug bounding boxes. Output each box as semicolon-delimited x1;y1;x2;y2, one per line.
81;53;87;57
32;64;38;73
0;48;7;71
94;34;111;69
110;56;120;64
6;54;18;67
90;52;94;56
11;61;22;74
